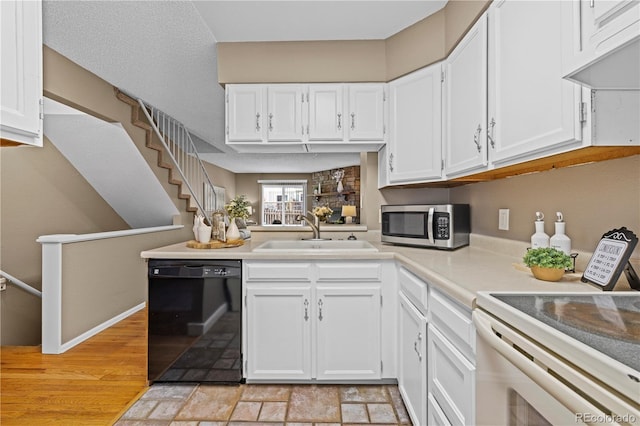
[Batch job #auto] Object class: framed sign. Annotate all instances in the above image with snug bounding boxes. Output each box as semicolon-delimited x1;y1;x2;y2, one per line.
581;227;638;291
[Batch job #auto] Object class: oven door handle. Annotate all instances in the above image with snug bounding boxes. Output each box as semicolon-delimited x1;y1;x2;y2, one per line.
472;310;615;424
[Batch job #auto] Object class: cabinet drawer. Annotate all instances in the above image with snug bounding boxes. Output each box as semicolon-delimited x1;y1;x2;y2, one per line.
428;324;475;426
244;262;312;282
398;267;427;313
429;288;474;359
316;262;382;282
428;392;452;426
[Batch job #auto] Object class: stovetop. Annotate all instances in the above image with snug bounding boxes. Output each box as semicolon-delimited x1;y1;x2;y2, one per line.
491;293;640;372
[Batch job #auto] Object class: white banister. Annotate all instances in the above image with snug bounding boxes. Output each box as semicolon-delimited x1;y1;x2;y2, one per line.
0;270;42;298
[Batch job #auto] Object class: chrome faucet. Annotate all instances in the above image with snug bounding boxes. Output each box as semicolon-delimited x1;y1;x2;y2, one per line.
296;211;322;240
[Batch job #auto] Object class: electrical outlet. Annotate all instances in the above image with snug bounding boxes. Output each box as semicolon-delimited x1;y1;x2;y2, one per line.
0;277;6;292
499;209;510;231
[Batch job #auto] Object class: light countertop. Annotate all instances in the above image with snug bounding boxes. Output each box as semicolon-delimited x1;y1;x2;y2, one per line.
141;234;635;309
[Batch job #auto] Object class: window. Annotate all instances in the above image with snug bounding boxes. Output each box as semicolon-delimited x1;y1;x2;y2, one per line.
259;180;306;225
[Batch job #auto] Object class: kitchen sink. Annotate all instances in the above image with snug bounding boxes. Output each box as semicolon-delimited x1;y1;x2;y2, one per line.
252;239;378;253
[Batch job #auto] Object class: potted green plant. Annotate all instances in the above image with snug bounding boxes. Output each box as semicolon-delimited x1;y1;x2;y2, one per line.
523;247;572;282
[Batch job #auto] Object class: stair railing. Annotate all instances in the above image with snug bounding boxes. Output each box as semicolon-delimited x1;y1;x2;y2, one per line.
0;270;42;298
137;99;219;224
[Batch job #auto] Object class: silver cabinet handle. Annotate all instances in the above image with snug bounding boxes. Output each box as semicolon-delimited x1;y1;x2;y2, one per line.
351;112;356;130
414;332;422;361
304;299;309;321
488;118;496;148
473;124;482;153
256;113;261;132
318;299;323;321
269;113;274;132
388;153;394;172
590;0;595;8
337;113;342;130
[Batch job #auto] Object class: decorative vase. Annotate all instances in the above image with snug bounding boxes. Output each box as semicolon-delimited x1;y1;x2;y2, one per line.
337;180;344;193
196;224;212;243
530;266;565;282
193;214;204;240
227;217;241;241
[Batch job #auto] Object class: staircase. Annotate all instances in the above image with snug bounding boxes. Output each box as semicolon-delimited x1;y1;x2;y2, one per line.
115;89;222;224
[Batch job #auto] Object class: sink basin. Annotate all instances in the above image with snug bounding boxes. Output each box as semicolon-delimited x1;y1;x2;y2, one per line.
252;239;378;253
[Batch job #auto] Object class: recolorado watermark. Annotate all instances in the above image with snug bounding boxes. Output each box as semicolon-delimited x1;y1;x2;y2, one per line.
575;413;638;424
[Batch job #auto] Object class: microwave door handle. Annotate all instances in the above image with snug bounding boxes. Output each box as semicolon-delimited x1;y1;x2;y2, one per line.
427;208;435;245
473;311;613;422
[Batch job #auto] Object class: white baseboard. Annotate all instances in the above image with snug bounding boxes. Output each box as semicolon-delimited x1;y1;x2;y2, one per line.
59;302;146;353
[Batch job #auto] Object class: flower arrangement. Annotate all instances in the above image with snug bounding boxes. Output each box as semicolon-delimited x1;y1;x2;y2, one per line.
225;195;251;219
312;205;333;221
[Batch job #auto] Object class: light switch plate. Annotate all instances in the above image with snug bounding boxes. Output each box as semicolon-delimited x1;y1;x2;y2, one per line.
499;209;510;231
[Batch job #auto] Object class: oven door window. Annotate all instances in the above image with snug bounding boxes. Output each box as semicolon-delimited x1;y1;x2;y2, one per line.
382;212;428;239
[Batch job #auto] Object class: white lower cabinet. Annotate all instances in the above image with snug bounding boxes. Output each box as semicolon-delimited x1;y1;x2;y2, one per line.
243;260;388;381
316;286;381;380
428;324;475;426
398;292;427;426
428;392;452;426
245;286;312;380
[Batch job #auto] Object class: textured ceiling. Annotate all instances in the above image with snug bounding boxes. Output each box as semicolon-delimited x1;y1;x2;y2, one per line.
194;1;447;42
42;1;444;173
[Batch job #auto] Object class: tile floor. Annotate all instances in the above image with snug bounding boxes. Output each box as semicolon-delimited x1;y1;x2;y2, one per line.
116;383;412;425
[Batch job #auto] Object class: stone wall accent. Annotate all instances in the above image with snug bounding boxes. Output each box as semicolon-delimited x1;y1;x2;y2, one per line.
310;166;360;223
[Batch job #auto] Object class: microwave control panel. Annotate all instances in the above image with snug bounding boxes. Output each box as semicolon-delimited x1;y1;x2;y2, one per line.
434;212;450;240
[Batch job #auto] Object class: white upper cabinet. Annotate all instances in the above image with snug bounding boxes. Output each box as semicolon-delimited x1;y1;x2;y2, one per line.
225;83;386;152
308;84;344;141
487;0;582;166
267;85;304;142
348;84;386;141
226;85;264;142
565;0;640;89
388;63;443;184
443;14;488;177
1;0;43;147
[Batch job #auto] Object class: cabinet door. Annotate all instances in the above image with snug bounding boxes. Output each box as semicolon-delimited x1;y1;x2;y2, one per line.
226;85;264;142
315;286;381;380
488;0;582;165
388;63;443;183
267;85;304;142
308;84;344;141
377;145;389;189
444;13;488;177
428;324;475;426
398;293;427;426
245;286;312;380
1;0;42;146
348;84;385;141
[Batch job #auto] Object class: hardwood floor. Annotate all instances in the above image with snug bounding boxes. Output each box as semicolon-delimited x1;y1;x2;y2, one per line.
1;309;148;425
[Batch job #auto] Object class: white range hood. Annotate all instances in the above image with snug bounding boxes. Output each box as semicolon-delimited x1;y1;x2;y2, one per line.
564;1;640;90
565;36;640;89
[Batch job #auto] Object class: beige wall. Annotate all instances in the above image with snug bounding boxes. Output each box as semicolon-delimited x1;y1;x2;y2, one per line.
0;47;237;345
218;41;387;84
217;1;490;84
444;0;492;55
379;155;640;256
0;139;130;345
385;10;445;81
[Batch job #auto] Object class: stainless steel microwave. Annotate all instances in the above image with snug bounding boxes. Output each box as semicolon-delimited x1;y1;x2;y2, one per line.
381;204;470;249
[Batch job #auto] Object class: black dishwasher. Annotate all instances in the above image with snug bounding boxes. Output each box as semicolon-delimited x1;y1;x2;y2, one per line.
147;259;242;383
